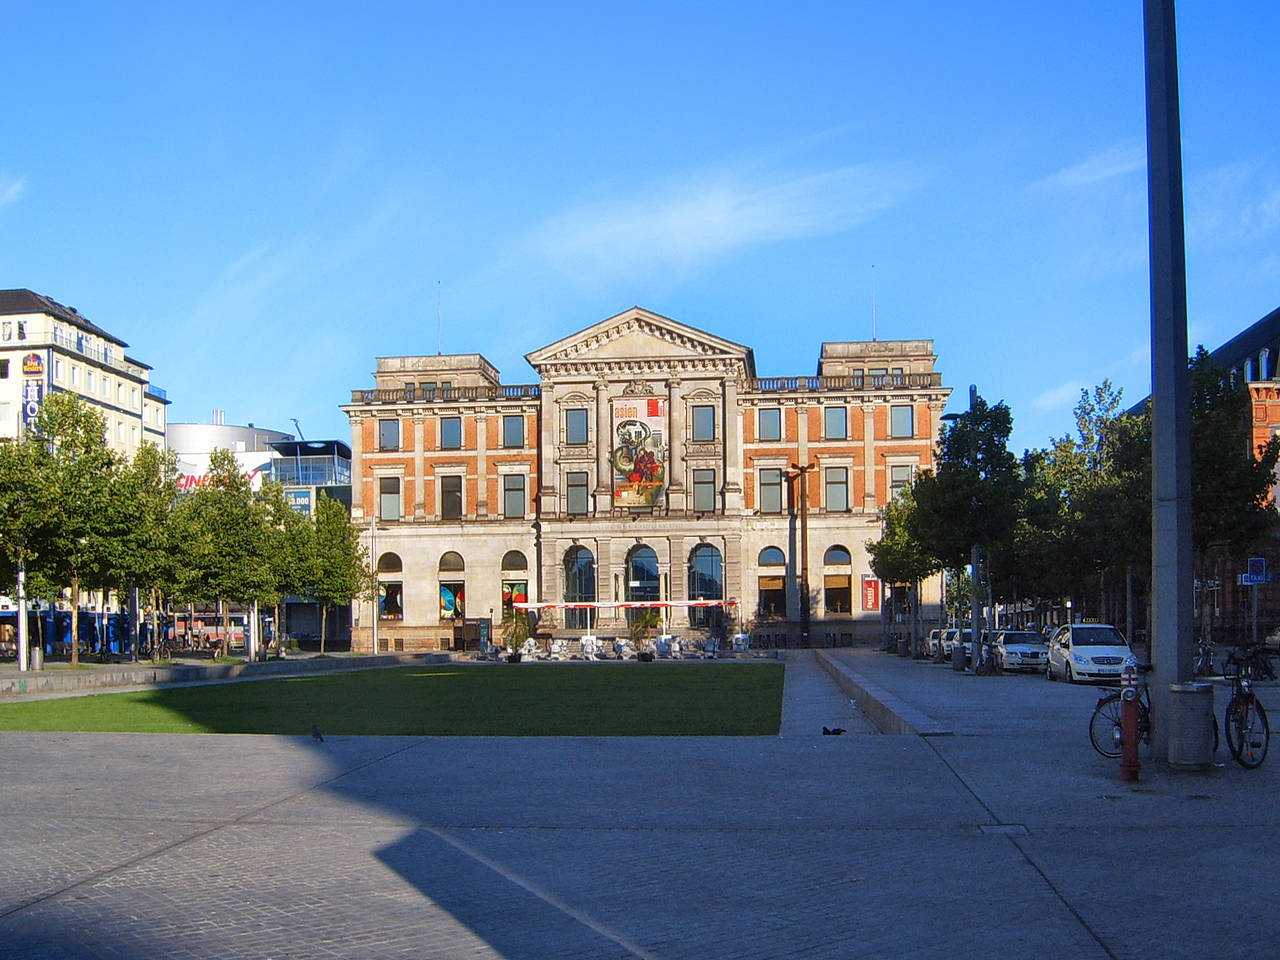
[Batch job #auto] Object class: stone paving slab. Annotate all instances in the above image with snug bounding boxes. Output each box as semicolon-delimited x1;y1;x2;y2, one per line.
1;648;1278;958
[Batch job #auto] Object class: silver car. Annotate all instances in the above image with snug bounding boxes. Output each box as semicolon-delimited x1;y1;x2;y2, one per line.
992;630;1048;672
1045;623;1132;683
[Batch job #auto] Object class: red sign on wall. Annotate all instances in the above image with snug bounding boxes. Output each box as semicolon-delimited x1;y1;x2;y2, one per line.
861;575;881;611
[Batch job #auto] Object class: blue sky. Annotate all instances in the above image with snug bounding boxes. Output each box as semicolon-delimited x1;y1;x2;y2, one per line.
3;1;1277;454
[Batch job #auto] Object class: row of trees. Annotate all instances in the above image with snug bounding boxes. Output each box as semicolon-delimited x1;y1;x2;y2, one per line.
0;392;373;665
869;349;1280;650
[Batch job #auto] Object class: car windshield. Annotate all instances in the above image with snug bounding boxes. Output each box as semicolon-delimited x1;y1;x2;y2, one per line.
1001;633;1042;644
1073;626;1127;646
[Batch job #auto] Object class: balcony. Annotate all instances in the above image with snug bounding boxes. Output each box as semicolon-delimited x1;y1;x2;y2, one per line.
351;384;541;405
744;373;943;393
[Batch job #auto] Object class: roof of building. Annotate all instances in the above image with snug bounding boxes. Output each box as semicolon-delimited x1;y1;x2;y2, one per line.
1206;303;1280;371
0;288;129;348
268;439;352;460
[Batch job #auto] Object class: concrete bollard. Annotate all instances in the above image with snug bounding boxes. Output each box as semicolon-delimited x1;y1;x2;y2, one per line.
1167;682;1216;770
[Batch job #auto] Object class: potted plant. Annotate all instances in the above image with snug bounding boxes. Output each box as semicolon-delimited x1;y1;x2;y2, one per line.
501;608;533;662
630;608;662;661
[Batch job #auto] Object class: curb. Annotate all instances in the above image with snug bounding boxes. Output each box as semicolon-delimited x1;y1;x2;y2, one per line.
813;650;952;737
0;652;453;698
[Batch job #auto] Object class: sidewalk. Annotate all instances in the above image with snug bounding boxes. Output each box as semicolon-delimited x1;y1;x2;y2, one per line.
0;646;1277;959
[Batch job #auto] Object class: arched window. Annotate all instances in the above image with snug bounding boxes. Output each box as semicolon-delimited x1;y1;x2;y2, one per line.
438;552;465;620
377;553;403;573
625;545;660;629
759;546;785;566
502;551;528;619
563;546;596;630
688;544;723;631
823;544;853;615
757;547;786;620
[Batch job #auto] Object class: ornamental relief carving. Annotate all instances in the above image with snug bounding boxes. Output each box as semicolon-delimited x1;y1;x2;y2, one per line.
684;441;723;459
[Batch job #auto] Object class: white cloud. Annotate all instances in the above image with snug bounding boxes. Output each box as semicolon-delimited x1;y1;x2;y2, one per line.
1033;144;1146;190
0;174;26;207
1188;159;1280;248
516;162;924;287
1032;380;1088;412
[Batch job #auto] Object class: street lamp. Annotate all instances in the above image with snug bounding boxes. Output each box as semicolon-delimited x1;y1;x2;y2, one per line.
786;462;816;646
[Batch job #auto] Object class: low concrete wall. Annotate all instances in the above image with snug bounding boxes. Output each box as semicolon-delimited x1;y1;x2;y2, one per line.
0;653;452;699
813;650;952;737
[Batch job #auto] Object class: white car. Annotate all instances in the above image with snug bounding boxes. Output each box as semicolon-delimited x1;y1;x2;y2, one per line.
992;630;1048;672
1045;623;1133;683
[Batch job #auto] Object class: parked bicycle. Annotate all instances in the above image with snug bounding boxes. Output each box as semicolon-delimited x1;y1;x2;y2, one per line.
1088;662;1219;759
1193;636;1216;677
1223;647;1271;769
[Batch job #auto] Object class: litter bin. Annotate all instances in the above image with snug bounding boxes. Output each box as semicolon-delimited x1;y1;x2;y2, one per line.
897;637;910;657
1167;682;1216;770
30;643;43;671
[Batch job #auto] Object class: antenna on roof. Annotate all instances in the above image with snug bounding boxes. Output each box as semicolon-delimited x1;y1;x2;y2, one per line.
871;264;877;341
436;280;442;356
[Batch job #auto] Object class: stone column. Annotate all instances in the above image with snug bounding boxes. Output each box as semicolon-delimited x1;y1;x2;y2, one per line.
666;377;686;512
350;415;366;521
595;379;613;512
475;412;488;518
722;377;743;511
413;417;426;520
862;403;877;511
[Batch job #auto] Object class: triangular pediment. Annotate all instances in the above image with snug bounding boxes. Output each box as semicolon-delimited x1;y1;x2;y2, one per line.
525;307;755;376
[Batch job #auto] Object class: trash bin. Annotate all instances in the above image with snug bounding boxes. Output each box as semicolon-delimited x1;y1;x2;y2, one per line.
897;637;910;657
30;643;43;671
1167;682;1216;770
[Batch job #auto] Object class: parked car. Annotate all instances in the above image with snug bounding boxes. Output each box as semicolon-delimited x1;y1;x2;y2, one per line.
992;630;1049;672
925;629;944;657
942;628;973;660
1045;623;1133;683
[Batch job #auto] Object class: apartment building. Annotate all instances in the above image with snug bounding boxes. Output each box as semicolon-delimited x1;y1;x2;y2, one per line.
0;289;167;455
342;306;951;651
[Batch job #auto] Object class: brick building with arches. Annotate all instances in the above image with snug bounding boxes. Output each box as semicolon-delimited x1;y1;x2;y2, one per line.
342;307;951;651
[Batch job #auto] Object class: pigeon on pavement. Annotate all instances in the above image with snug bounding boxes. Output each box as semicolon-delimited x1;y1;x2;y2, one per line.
311;724;324;742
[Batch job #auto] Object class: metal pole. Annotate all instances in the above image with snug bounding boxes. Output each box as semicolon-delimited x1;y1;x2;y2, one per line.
370;515;379;655
797;465;811;646
1145;0;1195;760
16;557;29;672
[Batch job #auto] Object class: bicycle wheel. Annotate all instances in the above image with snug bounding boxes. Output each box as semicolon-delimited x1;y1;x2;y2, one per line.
1090;694;1124;758
1225;696;1270;769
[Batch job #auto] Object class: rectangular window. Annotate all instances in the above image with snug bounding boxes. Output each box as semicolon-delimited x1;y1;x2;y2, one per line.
503;414;524;448
890;405;914;438
565;408;588;445
759;468;783;514
692;405;715;441
378;418;399;451
70;366;80;387
890;367;905;385
86;370;95;392
1;322;9;340
441;475;463;519
0;359;8;378
693;469;716;512
825;467;849;512
54;358;63;381
379;477;401;521
890;464;913;498
419;381;436;395
16;322;24;340
824;406;847;440
440;416;461;450
567;471;589;515
824;574;852;615
379;582;403;620
502;474;525;518
758;407;781;442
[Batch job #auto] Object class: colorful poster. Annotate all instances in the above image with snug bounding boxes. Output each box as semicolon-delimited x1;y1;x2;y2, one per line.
612;397;666;507
861;575;881;611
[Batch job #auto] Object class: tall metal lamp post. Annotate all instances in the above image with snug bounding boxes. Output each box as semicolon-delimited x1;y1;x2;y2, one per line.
787;462;817;646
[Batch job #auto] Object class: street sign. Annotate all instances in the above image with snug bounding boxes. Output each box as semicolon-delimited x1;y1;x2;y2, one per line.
1250;557;1267;579
1241;573;1267;587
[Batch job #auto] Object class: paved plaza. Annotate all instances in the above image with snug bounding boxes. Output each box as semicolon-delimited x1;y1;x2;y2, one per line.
1;648;1277;959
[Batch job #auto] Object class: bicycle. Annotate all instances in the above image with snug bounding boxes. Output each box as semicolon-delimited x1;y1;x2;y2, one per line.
1193;636;1216;677
1223;647;1271;769
1088;662;1220;759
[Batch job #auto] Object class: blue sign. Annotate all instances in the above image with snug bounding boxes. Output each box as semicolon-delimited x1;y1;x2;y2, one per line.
22;379;43;427
1249;557;1267;579
284;489;313;516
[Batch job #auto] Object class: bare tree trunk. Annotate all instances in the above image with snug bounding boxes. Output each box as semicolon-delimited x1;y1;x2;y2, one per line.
320;605;328;655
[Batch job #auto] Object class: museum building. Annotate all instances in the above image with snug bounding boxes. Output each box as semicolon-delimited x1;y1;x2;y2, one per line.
341;307;952;652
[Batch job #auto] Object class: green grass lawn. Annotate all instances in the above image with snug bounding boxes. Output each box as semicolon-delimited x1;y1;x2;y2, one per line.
0;663;785;736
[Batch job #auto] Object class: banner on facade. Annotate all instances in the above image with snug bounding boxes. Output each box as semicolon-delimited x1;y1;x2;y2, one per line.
22;379;43;427
611;397;666;507
861;575;881;611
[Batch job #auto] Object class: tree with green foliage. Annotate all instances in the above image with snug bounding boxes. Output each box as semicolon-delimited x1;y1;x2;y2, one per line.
112;443;181;658
867;479;938;655
311;493;374;654
28;393;118;666
259;481;318;651
0;427;55;666
171;447;274;656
